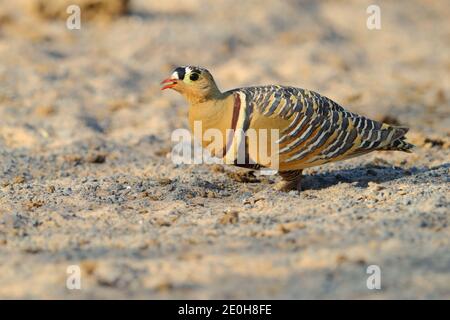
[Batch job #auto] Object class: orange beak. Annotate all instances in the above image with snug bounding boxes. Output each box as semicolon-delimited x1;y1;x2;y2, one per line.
160;78;178;90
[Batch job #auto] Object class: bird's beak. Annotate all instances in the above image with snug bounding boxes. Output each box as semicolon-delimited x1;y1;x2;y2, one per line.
160;78;178;90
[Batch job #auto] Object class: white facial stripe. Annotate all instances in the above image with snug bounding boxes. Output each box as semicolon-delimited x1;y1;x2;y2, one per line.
170;71;179;79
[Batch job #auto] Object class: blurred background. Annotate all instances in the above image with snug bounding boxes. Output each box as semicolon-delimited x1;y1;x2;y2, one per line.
0;0;448;299
0;0;448;147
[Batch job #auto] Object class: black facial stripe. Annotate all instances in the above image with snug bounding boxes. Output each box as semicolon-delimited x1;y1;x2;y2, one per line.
174;67;185;80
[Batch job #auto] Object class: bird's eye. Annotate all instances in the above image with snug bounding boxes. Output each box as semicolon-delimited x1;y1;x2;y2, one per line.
189;73;200;81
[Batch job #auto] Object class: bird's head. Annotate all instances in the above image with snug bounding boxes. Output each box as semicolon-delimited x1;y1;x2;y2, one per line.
161;66;221;103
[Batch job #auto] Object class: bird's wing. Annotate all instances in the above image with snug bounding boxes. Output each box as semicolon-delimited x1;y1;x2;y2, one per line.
237;86;404;168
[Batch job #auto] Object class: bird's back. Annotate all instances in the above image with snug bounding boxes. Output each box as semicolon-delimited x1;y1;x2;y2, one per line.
228;85;413;171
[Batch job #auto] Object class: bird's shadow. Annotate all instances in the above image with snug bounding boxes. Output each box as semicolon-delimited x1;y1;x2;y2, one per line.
299;162;449;191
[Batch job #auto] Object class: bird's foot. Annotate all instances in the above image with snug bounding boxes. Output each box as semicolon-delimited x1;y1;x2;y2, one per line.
274;179;302;192
275;170;303;192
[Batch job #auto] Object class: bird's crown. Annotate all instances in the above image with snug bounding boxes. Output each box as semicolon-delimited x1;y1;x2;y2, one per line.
170;66;209;82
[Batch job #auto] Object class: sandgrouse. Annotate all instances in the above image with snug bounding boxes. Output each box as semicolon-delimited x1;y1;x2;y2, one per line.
161;66;413;191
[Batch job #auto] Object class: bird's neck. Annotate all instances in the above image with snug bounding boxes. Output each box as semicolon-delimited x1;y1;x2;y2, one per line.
188;92;235;145
188;91;230;124
184;85;223;105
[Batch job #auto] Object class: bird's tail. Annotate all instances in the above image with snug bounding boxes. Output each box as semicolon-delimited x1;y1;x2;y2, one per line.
379;126;415;153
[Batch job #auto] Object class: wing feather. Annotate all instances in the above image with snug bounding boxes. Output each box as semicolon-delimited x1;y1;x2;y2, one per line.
232;86;405;169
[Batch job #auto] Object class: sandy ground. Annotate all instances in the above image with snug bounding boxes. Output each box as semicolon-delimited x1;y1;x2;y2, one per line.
0;0;449;299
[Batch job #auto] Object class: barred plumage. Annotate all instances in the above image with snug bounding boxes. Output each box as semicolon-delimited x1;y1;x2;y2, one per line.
233;86;412;168
161;66;414;191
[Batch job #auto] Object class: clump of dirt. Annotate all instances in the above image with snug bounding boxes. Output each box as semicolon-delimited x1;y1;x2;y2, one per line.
379;115;402;126
63;152;107;165
23;0;129;21
218;211;239;225
226;170;260;183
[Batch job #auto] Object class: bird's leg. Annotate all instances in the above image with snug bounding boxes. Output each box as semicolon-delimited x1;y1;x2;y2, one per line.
232;153;262;170
233;162;261;170
275;170;303;192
